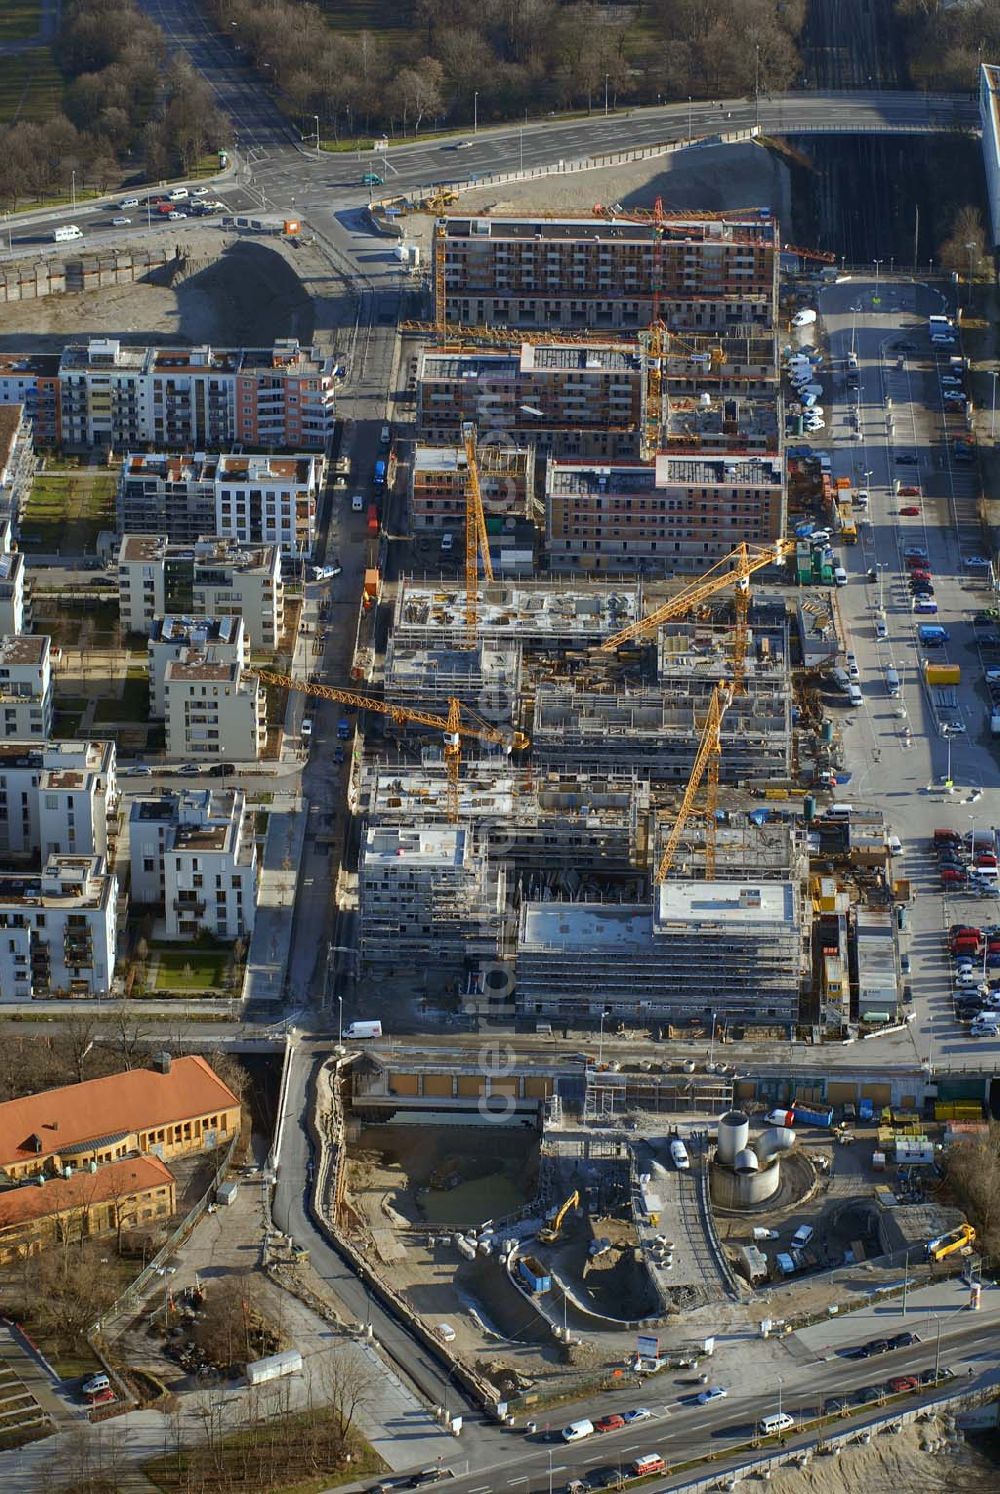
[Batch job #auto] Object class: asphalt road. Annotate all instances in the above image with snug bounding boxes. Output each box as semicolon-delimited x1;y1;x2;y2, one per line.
809;274;1000;1068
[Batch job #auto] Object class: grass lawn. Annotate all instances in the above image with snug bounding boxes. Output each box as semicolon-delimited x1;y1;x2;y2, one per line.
151;945;232;993
144;1410;384;1493
93;675;149;724
0;3;42;43
0;47;64;126
20;470;116;554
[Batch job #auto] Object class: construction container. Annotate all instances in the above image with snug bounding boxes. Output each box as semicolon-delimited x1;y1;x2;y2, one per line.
215;1181;239;1207
803;795;816;821
924;662;961;686
246;1349;303;1386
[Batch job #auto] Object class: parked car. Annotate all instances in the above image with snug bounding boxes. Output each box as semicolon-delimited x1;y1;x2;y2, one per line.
595;1415;626;1434
899;505;921;516
177;763;203;776
888;1376;919;1394
122;763;153;776
670;1139;690;1170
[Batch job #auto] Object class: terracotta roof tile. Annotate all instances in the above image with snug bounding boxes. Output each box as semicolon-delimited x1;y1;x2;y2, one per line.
0;1154;175;1230
0;1056;239;1169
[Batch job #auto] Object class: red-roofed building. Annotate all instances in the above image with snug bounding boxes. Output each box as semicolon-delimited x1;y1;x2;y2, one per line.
0;1154;176;1264
0;1054;240;1182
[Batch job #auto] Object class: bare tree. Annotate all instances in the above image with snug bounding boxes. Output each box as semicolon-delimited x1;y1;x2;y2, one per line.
62;1012;99;1085
111;1002;148;1071
321;1348;383;1450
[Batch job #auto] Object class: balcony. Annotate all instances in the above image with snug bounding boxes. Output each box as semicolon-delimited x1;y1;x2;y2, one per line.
173;897;206;915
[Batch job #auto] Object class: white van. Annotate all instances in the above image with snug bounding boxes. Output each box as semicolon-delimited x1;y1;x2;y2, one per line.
380;424;391;447
344;1020;383;1039
759;1411;795;1437
790;1224;814;1250
167;187;189;201
885;667;900;697
561;1419;595;1443
833;566;848;587
53;225;83;242
351;493;365;512
848;683;863;707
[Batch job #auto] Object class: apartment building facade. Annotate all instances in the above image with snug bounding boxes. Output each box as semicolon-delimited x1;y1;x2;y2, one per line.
118;535;283;648
56;338;335;452
0;635;52;741
0;853;118;999
164;658;266;761
0;354;61;449
435;214;780;331
0;740;118;861
0;404;36;524
117;453;217;542
0;549;28;636
545;452;785;573
129;788;257;942
147;615;246;717
215;454;322;554
417;343;643;460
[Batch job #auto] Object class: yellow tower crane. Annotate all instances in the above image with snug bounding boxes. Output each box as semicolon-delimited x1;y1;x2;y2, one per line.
461;421;493;647
656;683;732;883
599;539;792;695
253;670;521;822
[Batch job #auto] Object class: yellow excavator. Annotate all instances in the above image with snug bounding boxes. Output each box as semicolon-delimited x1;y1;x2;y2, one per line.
539;1190;580;1245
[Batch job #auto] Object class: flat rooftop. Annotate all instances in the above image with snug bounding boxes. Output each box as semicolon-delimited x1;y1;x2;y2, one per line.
442;213;777;245
364;825;467;867
521;902;653;952
547;462;657;498
521;344;640;373
654;453;782;486
395;579;640;636
656;881;796;928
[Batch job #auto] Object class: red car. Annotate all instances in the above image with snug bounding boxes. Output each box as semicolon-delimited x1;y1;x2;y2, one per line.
941;868;967;883
888;1375;919;1394
595;1414;626;1433
898;485;921;497
899;505;921;516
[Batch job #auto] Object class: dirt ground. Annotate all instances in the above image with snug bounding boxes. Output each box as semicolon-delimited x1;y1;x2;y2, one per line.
402;140;792;262
762;1413;997;1494
0;233;315;351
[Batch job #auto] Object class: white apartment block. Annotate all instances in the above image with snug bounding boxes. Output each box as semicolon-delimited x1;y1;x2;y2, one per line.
0;740;118;861
0;549;28;636
0;635;52;742
0;854;118;1000
147;615;246;718
0;405;36;525
117;452;323;554
129;787;257;942
118;535;283;649
214;454;322;556
164;659;266;762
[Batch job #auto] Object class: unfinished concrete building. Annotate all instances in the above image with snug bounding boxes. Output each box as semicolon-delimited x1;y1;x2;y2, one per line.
392;578;642;652
530;682;790;782
409;441;539;532
435;213;780;332
383;635;523;717
515;878;805;1027
358;824;507;975
416;342;643;460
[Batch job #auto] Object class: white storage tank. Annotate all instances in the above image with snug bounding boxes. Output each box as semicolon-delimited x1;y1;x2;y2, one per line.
716;1111;750;1166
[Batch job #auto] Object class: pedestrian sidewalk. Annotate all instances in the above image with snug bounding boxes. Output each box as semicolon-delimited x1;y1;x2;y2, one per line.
795;1273;995;1358
241;788;307;1006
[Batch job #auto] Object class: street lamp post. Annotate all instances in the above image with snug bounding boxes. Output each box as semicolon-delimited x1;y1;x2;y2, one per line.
605;74;610;117
708;1009;717;1066
314;114;320;154
71;170;76;211
598;1006;608;1066
337;992;343;1049
991;370;998;442
687;95;692;141
966;241;977;304
873;258;883;292
755;44;761;130
474;91;479;133
519;127;523;172
945;730;953;791
902;1245;912;1312
777;1375;784;1422
933;1316;942;1383
548;1449;554;1494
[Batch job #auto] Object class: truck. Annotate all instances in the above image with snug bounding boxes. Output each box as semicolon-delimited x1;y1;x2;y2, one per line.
246;1349;303;1386
367;502;379;535
517;1255;552;1294
766;1105;833;1129
630;1455;667;1478
918;624;949;646
373;459;387;487
926;1223;976;1261
53;225;83;242
925;662;961;686
344;1020;382;1039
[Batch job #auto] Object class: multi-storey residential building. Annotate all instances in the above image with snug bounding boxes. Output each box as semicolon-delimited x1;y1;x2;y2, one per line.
164;658;266;762
410;443;537;532
0;354;61;448
147;615;246;717
0;549;28;636
545;451;784;573
0;404;36;524
0;853;118;999
55;338;335;452
0;635;52;741
214;454;322;554
0;1053;240;1179
234;340;337;450
435;213;780;331
0;739;118;861
118;452;322;554
417;343;643;459
118;535;283;648
129;787;257;941
117;453;217;542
